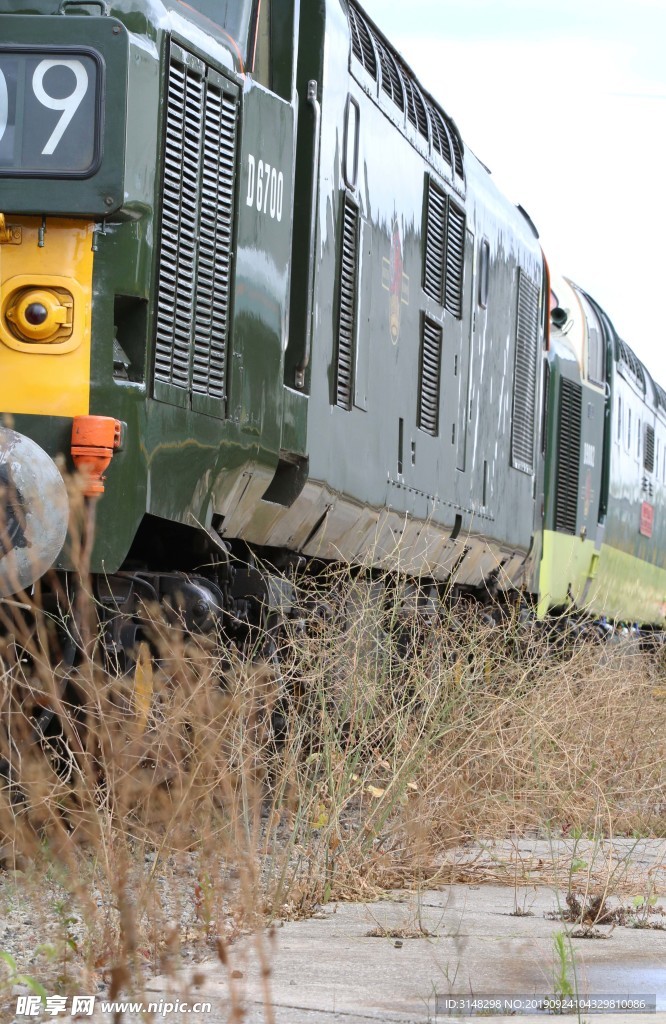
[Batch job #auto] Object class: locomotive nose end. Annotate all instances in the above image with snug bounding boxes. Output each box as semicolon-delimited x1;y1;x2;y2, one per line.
0;428;69;597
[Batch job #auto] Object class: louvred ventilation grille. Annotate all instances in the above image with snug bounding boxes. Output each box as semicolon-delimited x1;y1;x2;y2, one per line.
644;424;655;473
423;180;446;303
155;48;238;411
418;316;442;436
427;103;452;166
445;202;465;319
155;57;203;391
377;39;404;110
616;337;646;392
347;1;464;186
404;76;429;139
348;5;377;79
191;85;236;401
510;272;540;473
554;378;582;534
336;195;360;410
423;177;465;320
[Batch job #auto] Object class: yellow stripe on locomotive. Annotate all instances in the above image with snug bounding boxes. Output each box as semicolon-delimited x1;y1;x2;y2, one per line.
0;216;94;418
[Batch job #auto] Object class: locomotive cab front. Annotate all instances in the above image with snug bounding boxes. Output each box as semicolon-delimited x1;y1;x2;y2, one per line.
0;0;301;600
0;11;130;594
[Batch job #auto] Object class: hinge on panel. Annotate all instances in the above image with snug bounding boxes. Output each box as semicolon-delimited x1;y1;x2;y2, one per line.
0;214;21;246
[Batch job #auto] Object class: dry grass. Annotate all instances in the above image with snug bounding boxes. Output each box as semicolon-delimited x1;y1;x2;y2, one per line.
0;565;665;1009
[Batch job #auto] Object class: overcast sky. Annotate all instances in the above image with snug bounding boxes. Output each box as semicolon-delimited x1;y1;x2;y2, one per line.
359;0;666;386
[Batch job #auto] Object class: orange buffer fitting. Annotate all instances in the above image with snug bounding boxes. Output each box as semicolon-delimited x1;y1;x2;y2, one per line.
71;415;122;497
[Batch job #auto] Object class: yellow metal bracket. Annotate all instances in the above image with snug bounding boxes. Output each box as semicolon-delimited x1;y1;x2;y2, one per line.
0;214;22;246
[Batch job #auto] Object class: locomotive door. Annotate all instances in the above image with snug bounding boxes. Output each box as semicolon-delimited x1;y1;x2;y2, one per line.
469;236;490;505
455;227;475;472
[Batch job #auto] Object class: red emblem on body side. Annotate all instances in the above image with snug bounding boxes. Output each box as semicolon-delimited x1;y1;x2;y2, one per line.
640;501;654;538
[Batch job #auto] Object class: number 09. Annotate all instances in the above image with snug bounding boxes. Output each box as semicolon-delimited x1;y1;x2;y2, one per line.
0;59;89;155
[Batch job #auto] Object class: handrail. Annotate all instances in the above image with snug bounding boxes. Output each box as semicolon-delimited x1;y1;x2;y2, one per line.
295;80;321;390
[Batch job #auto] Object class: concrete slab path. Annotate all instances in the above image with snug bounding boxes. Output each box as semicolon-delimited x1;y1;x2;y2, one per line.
140;883;666;1024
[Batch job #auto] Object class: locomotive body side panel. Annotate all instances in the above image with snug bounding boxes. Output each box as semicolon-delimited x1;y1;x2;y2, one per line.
277;0;545;587
2;0;665;626
92;9;299;568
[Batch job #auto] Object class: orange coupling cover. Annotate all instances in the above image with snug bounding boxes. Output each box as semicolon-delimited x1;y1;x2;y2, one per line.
71;415;122;496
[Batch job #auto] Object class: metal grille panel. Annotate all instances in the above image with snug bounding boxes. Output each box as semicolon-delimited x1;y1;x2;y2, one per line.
347;1;464;185
445;202;465;319
510;271;540;473
616;337;646;392
644;423;655;473
336;196;360;410
191;86;237;401
423;179;446;303
154;50;238;412
348;5;377;78
403;75;429;138
450;129;464;178
427;103;452;166
377;40;404;110
418;316;442;435
555;378;582;534
155;58;204;391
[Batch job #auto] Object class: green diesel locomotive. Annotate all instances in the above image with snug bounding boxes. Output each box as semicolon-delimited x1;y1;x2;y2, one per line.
0;0;663;638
